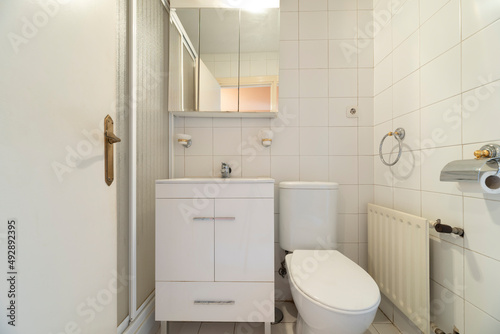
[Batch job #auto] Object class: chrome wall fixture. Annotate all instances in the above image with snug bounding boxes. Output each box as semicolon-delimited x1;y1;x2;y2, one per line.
440;143;500;182
379;127;405;166
176;133;192;148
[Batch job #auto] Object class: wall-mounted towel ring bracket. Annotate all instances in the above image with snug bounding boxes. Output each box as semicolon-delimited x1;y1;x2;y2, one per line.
429;219;464;237
379;127;405;166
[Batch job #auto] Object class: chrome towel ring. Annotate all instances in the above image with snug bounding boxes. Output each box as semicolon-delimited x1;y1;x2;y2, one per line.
379;128;405;166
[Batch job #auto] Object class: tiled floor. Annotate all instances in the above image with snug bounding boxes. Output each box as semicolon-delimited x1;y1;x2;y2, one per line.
157;302;401;334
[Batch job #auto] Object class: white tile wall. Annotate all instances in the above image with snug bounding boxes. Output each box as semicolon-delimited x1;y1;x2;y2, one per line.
174;4;500;333
206;1;377;297
373;3;500;333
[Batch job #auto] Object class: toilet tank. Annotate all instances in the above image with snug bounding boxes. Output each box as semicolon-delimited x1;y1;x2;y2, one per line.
279;182;339;251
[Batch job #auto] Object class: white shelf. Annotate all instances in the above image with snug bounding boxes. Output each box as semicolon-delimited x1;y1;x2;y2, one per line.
170;111;278;118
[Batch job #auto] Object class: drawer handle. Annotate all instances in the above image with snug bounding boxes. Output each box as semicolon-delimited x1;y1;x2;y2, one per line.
215;217;236;221
194;300;235;305
192;217;214;221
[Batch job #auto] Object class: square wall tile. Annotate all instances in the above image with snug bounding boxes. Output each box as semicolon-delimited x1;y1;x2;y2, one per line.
430;237;465;298
359;185;374;213
462;0;500;39
359;156;374;184
329;127;358;155
420;46;461;108
300;98;329;126
420;0;449;23
465;250;500;320
300;127;329;156
374;185;393;208
299;156;329;181
374;88;392;125
277;98;300;127
358;0;373;10
185;128;213;156
393;188;421;216
430;281;465;334
271;156;300;183
462;81;500;144
241;156;271;177
329;155;359;184
358;39;374;68
337;214;359;242
271;127;300;156
299;0;327;11
329;40;358;68
374;54;392;95
299;11;328;40
328;11;358;39
374;23;392;65
300;69;329;97
358;11;374;38
338;185;359;213
280;12;299;41
185;156;213;177
213;128;241;155
462;20;500;92
392;0;419;48
299;40;328;69
464;198;500;261
393;71;419;118
329;97;358;127
359;68;374;97
279;69;300;98
358;127;374;156
420;95;462;149
421;145;462;195
465;302;500;334
329;69;358;97
281;0;298;12
358;97;374;127
240;128;270;156
420;0;460;66
329;0;357;10
280;41;299;69
393;31;419;83
391;150;421;190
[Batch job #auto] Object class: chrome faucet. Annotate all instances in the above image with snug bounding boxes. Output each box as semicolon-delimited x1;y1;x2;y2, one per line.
221;162;232;178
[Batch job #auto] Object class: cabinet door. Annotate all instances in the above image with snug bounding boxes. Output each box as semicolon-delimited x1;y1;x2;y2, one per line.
156;199;214;281
215;199;274;282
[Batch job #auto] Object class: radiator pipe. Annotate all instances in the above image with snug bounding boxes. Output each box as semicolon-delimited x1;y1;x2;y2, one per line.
431;322;446;334
431;219;465;237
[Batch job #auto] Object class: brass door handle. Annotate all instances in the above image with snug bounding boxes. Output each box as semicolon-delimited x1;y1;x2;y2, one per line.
105;130;121;144
104;115;121;186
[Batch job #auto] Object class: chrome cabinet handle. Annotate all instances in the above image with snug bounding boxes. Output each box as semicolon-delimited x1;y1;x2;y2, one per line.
215;217;236;221
194;300;235;305
192;217;214;221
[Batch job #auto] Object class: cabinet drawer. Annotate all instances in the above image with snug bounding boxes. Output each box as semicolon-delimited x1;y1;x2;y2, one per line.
156;282;274;322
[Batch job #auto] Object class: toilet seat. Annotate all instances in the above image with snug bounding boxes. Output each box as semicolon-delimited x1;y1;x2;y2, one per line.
287;250;380;313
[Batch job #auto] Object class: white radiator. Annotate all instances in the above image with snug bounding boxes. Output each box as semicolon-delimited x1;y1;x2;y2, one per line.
367;204;430;334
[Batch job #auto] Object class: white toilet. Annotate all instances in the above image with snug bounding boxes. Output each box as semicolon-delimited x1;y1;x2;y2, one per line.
279;182;381;334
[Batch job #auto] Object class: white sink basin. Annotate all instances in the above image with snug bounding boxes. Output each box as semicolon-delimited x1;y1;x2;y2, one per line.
156;178;275;184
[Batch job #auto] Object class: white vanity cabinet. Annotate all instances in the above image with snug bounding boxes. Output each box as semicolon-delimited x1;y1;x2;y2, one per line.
155;178;275;332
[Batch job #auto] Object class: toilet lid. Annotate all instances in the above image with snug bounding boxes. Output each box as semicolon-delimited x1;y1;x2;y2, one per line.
288;250;380;312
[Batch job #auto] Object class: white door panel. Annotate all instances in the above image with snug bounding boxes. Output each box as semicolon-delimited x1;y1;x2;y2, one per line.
156;199;215;281
0;0;118;333
215;199;274;282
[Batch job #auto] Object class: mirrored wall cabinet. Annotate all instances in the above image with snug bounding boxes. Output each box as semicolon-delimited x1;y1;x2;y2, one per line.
168;0;279;118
